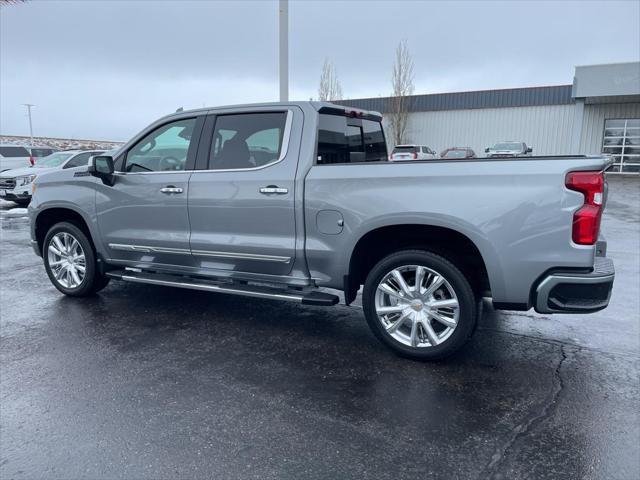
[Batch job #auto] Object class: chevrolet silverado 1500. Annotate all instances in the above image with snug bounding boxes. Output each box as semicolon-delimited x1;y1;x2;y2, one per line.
28;102;615;359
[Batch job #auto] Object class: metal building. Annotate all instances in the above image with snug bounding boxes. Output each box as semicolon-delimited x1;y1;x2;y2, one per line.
339;62;640;173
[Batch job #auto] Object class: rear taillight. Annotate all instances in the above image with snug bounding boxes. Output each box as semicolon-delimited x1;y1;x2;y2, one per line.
565;171;604;245
412;152;417;159
29;156;35;166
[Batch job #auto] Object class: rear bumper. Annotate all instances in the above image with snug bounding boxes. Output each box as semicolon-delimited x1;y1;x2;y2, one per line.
534;257;614;314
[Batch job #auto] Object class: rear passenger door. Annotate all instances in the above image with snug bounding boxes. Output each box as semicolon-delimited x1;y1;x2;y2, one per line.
187;108;300;276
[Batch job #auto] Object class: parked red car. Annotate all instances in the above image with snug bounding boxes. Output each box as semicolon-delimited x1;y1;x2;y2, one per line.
440;147;476;159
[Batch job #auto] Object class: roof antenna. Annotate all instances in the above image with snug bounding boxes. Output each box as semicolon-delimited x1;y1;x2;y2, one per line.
175;107;184;113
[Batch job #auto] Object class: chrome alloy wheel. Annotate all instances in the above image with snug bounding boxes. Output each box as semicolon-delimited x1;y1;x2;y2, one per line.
47;232;86;289
374;265;460;348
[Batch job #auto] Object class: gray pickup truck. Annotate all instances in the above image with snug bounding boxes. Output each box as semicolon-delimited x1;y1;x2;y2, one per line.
27;102;614;360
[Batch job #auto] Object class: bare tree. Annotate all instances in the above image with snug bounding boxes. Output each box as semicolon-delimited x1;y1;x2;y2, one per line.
318;59;343;101
388;39;415;145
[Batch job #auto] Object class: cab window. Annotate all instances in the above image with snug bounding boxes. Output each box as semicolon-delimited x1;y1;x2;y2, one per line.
208;112;287;170
125;118;196;172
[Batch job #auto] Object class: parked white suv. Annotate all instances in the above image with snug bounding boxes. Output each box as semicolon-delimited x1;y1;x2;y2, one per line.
390;145;438;161
0;150;103;205
0;144;57;172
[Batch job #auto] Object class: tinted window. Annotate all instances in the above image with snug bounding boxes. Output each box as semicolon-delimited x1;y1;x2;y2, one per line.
363;120;387;162
491;142;523;151
30;148;54;157
317;115;387;164
126;118;196;172
209;112;287;170
392;146;418;154
64;152;97;169
0;146;29;157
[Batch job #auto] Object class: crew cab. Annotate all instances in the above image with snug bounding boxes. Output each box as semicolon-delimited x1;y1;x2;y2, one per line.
28;102;615;360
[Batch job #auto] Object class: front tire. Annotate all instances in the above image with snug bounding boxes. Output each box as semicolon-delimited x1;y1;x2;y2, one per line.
362;250;477;360
43;222;110;296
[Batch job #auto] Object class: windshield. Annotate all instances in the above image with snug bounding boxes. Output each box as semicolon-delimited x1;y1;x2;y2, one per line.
35;152;74;167
491;142;522;151
443;150;467;158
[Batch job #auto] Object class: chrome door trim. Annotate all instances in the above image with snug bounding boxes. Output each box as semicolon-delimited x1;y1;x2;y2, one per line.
109;243;291;263
108;243;191;255
191;249;291;263
105;258;319;285
190;109;293;173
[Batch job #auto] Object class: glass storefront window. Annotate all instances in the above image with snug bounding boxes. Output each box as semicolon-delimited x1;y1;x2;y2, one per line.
603;119;640;173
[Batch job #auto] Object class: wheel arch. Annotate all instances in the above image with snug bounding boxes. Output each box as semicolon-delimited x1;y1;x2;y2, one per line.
345;223;494;305
34;207;97;257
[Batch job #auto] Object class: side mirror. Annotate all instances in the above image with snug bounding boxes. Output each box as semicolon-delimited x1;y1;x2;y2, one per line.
484;147;490;153
89;155;115;185
526;147;533;153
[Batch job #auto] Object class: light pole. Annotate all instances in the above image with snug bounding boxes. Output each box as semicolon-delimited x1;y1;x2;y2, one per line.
22;103;35;146
279;0;288;102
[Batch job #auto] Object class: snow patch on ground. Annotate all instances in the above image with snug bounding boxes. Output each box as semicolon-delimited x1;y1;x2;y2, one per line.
1;207;29;218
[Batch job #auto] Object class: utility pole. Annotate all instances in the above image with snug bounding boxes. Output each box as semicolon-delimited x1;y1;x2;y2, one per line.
279;0;288;102
22;103;35;146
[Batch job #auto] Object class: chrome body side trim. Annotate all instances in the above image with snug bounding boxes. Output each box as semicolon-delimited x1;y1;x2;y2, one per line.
109;243;291;263
108;243;191;255
191;249;291;263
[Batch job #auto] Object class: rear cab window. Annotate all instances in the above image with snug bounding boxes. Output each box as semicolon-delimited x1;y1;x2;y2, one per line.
317;113;387;164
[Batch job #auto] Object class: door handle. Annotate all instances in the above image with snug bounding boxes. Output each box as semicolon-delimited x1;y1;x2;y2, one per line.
259;185;288;195
160;186;183;194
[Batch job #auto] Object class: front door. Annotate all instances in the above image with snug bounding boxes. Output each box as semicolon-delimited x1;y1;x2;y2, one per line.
188;109;298;276
96;116;202;267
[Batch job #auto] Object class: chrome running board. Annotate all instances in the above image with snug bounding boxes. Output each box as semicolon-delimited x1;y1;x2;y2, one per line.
106;270;339;306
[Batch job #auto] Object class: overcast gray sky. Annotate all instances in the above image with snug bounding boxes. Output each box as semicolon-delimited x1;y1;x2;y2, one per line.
1;0;639;140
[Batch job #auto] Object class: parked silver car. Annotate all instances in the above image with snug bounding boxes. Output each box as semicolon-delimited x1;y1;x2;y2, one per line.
0;150;103;205
485;141;532;157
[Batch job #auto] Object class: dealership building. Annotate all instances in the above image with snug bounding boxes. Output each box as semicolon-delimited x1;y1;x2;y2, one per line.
340;62;640;173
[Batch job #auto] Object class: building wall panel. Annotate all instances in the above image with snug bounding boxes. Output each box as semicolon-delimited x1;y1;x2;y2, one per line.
384;104;577;156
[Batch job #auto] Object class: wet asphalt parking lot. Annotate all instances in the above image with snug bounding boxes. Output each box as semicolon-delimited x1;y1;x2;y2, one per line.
1;176;638;480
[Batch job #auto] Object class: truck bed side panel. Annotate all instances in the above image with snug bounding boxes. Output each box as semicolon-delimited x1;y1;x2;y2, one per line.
304;157;609;305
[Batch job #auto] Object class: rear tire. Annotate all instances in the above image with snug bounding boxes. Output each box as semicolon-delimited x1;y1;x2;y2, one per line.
43;222;110;296
362;249;477;360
